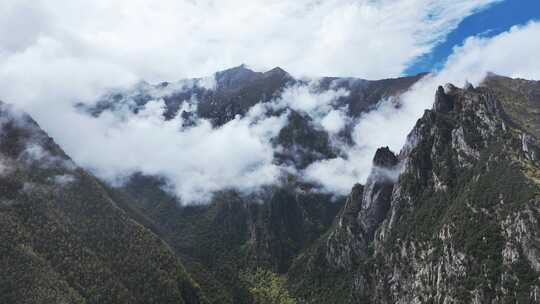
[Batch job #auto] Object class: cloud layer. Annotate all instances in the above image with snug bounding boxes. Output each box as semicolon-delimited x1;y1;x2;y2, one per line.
304;21;540;194
58;98;291;203
1;0;498;80
3;0;538;203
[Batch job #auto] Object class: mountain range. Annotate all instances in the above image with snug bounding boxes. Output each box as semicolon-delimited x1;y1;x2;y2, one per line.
1;66;540;304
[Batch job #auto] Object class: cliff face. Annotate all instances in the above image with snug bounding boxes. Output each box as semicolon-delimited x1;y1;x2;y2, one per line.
324;147;399;271
0;104;206;304
113;176;344;304
6;70;539;304
289;76;540;304
93;67;425;303
369;78;540;304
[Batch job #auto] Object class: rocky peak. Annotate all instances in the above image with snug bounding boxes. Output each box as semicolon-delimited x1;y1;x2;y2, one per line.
292;77;540;303
215;64;259;90
263;66;290;78
322;148;398;270
433;85;454;113
373;146;398;168
364;79;540;303
464;80;474;91
350;183;364;200
358;148;397;239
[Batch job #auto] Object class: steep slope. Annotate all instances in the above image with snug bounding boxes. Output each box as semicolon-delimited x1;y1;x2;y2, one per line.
112;176;344;304
85;66;426;303
0;103;206;304
287;147;400;303
289;76;540;303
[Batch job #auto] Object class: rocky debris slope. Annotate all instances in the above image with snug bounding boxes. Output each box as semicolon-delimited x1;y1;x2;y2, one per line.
0;103;206;304
289;75;540;304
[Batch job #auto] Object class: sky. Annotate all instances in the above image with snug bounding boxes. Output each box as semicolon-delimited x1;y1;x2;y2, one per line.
1;0;540;203
405;0;540;75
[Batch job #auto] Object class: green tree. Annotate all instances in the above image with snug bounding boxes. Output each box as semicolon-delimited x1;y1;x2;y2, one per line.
240;268;297;304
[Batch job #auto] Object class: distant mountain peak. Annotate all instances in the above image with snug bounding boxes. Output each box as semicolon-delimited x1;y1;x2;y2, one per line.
215;64;259;90
373;146;398;168
264;66;289;77
215;64;253;76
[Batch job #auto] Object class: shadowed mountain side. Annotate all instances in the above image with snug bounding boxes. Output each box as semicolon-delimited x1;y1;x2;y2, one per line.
0;104;206;304
110;173;344;304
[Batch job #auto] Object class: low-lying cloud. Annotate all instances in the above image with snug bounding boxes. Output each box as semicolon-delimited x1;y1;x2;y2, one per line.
2;1;538;204
67;98;289;203
68;79;358;203
303;21;540;194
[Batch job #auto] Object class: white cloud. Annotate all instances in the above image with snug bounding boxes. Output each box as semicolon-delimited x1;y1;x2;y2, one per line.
321;109;348;135
0;0;497;80
0;0;515;201
305;21;540;194
274;81;349;113
270;80;351;136
434;21;540;84
304;157;365;194
60;99;289;203
52;174;76;186
48;78;355;203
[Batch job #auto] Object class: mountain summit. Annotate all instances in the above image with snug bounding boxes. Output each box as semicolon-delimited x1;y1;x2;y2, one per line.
2;72;540;304
289;75;540;303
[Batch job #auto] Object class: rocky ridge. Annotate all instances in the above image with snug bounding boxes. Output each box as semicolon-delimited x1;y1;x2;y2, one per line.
289;75;540;304
3;69;540;304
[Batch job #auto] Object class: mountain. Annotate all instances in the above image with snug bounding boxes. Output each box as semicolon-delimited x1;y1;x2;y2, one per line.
81;66;427;303
0;103;205;304
288;75;540;303
4;65;540;304
85;65;425;124
83;65;425;170
3;66;427;304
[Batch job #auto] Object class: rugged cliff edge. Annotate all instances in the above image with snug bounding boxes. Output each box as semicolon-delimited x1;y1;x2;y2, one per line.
289;75;540;304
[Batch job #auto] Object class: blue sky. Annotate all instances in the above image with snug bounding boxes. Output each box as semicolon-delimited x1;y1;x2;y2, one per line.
405;0;540;75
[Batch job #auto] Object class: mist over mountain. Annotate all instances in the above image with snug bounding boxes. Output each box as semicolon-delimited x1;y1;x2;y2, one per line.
2;1;540;304
3;69;540;303
0;102;205;304
72;65;425;203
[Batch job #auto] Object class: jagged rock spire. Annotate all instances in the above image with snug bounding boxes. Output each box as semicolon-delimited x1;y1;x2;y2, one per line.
464;80;474;91
373;146;398;168
433;85;454;113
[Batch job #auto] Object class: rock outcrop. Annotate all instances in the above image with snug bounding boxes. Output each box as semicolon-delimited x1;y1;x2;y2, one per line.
290;75;540;304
